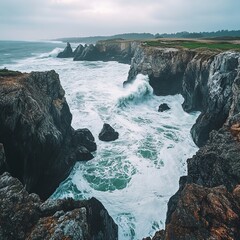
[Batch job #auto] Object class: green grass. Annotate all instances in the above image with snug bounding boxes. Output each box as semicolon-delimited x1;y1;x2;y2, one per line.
180;42;240;50
0;69;22;77
144;40;240;51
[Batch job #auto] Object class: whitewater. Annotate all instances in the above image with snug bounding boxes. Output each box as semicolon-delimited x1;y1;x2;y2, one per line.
0;41;199;239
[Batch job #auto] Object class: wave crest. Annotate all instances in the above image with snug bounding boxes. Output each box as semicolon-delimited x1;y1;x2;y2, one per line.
37;48;63;59
116;74;153;108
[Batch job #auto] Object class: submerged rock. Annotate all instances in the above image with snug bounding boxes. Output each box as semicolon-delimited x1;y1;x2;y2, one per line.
57;42;74;58
158;103;170;112
0;70;96;199
99;123;119;141
0;172;118;240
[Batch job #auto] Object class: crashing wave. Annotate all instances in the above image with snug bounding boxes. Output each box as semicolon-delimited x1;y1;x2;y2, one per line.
116;74;153;108
37;48;63;59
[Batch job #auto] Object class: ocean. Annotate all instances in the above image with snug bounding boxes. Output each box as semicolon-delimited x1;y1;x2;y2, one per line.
0;40;199;239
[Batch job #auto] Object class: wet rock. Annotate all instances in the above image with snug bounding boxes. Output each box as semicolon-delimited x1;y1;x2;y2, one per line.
57;42;74;58
99;123;119;141
73;44;84;60
0;172;118;240
0;70;96;199
73;39;139;63
72;128;97;152
158;103;170;112
127;44;240;147
187;123;240;191
75;146;94;161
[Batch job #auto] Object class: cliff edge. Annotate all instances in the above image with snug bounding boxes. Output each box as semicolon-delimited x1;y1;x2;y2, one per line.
0;69;96;199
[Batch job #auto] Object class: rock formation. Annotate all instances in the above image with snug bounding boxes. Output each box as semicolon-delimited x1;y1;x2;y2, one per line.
57;42;74;58
0;172;118;240
0;69;96;199
99;123;119;141
129;43;240;239
158;103;170;112
58;40;140;64
126;43;240;147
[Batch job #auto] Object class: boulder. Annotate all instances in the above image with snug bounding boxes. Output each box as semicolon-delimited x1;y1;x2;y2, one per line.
99;123;119;142
75;146;94;161
72;128;97;152
158;103;170;112
57;42;74;58
0;172;118;240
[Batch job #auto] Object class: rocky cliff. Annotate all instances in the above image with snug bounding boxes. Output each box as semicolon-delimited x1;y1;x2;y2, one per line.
126;44;240;147
0;69;96;199
58;40;140;64
0;172;117;240
128;43;240;239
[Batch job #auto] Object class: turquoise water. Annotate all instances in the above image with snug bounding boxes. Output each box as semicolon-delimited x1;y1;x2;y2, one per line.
0;41;199;240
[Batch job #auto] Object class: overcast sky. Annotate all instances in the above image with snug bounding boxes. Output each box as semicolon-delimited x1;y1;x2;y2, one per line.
0;0;239;40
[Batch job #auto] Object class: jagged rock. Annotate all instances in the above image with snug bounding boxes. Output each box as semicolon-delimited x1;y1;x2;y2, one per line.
57;42;74;58
143;230;165;240
75;146;94;161
99;123;119;141
164;183;240;240
75;44;102;61
126;43;240;147
73;40;139;63
0;172;118;240
158;103;170;112
73;44;84;60
0;70;96;199
187;122;240;191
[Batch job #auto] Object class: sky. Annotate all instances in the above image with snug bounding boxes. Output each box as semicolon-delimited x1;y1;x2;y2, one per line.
0;0;239;40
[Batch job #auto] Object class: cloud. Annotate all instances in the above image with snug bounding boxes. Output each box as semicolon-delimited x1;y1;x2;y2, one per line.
0;0;239;40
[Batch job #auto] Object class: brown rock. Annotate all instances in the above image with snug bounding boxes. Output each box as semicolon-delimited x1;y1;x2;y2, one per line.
165;184;240;240
0;172;118;240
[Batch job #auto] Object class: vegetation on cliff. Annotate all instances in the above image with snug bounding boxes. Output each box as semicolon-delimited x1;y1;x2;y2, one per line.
144;39;240;51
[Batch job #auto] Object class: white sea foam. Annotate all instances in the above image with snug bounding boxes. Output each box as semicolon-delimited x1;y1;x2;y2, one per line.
37;47;63;58
3;49;199;240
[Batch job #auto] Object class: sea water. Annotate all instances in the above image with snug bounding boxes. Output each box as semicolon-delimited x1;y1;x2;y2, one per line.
0;41;199;239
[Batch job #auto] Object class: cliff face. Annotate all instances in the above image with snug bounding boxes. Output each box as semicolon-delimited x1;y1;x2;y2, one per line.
126;44;240;147
58;40;140;64
128;44;240;240
0;70;96;199
0;172;117;240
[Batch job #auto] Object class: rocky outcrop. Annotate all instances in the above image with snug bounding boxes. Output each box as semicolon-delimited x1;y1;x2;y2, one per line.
146;98;240;239
0;70;96;199
98;123;119;142
126;44;240;147
0;172;118;240
57;42;74;58
164;183;240;240
57;40;140;64
128;44;240;239
158;103;170;112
